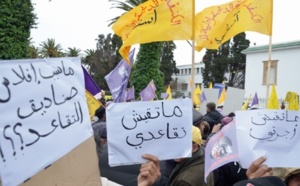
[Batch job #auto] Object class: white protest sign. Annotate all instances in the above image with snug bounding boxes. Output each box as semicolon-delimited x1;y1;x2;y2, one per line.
236;110;300;168
200;89;219;114
0;58;93;186
106;98;193;166
222;87;245;115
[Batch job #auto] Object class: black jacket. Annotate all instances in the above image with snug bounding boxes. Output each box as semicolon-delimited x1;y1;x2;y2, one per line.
203;110;224;132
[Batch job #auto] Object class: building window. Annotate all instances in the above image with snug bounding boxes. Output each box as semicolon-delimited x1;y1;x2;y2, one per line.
196;68;199;74
181;69;183;75
181;83;188;91
188;68;191;74
262;60;278;85
185;69;187;74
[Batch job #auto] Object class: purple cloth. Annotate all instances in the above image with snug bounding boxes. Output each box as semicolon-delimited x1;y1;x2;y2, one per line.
205;120;239;182
126;86;135;101
250;92;259;108
82;66;101;98
200;91;207;103
105;49;135;102
139;81;157;101
160;92;169;99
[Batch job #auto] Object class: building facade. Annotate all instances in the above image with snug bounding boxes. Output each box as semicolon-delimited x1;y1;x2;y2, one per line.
171;62;205;97
243;40;300;100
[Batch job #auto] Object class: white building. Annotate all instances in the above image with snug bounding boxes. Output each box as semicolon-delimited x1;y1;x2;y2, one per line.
171;62;205;97
243;40;300;100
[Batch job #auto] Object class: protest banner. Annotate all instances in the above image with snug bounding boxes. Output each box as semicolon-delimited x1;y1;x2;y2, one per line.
0;58;93;186
106;99;193;166
222;87;245;115
200;89;218;113
21;137;101;186
204;120;239;182
236;110;300;168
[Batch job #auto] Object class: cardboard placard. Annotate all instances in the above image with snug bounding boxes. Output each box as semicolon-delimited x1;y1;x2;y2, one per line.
21;137;101;186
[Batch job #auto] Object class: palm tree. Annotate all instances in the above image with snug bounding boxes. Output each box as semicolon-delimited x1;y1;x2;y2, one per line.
29;45;41;58
108;0;146;26
82;49;97;74
66;47;81;57
40;38;64;58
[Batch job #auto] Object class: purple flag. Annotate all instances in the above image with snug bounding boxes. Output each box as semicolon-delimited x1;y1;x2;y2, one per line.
200;91;207;103
214;83;225;98
126;86;135;101
139;81;157;101
82;66;101;99
204;120;239;182
160;92;169;99
250;92;259;108
105;48;135;103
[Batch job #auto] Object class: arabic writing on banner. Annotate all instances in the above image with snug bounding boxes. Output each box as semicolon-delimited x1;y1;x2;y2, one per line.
0;58;92;186
236;110;300;168
106;99;193;166
204;120;239;182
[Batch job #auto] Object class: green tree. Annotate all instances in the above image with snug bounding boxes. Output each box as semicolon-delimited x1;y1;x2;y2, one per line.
130;42;164;98
40;38;64;57
93;33;123;90
160;41;178;86
66;47;81;57
29;45;40;58
229;33;250;88
0;0;37;59
81;49;96;74
202;33;249;88
109;0;165;96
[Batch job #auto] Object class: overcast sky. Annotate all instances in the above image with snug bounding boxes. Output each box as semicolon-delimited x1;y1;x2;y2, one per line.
30;0;300;65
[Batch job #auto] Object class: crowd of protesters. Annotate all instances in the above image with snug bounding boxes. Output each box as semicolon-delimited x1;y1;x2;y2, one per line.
91;100;300;186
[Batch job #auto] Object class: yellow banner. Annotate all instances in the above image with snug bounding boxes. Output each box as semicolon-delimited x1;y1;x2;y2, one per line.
113;0;193;63
85;90;103;122
195;0;273;51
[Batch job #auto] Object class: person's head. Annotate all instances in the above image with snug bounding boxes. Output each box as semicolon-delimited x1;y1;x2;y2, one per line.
206;102;216;112
95;106;106;121
175;126;202;163
285;169;300;186
199;121;210;139
192;109;203;127
233;176;286;186
228;112;235;118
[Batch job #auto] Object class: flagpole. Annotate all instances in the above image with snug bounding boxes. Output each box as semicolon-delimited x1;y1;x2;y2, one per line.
191;0;196;102
265;0;274;109
265;36;273;108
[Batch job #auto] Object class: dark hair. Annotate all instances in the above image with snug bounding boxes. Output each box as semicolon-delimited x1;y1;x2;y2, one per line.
228;112;235;117
95;106;106;119
206;102;216;111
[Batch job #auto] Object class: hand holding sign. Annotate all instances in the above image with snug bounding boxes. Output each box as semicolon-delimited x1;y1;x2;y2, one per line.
106;99;193;166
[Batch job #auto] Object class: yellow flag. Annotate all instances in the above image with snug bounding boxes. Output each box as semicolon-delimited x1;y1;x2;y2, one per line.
241;94;252;110
285;91;299;111
193;84;201;106
217;88;226;106
209;82;213;89
267;84;279;109
112;0;193;63
195;0;273;51
166;85;173;100
85;90;103;122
